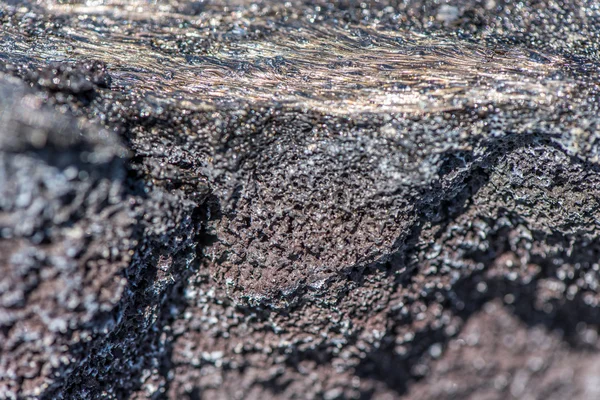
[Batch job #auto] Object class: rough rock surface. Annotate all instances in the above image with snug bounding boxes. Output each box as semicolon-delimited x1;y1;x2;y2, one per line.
0;0;599;399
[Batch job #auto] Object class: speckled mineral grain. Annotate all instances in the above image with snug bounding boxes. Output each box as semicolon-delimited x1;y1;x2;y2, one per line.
1;1;600;399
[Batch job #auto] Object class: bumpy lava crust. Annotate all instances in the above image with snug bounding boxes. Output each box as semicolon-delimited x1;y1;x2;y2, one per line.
1;1;600;399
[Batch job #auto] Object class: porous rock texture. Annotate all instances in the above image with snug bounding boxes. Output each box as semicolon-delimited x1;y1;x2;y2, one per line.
0;0;599;399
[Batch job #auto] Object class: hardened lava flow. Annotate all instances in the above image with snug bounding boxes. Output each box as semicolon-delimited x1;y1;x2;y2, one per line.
1;1;600;399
